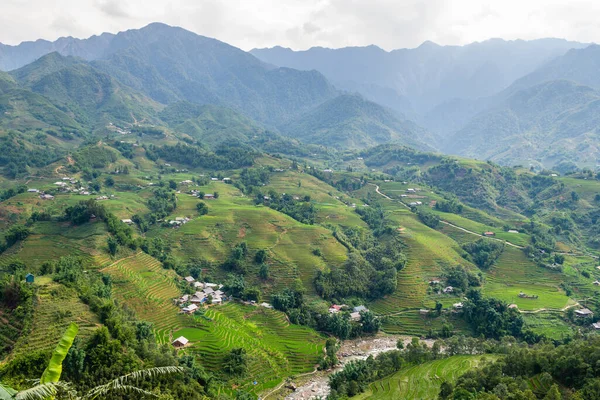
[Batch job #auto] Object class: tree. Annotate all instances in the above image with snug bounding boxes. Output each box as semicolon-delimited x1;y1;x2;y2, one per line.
259;264;270;280
223;348;247;376
196;202;208;216
169;180;178;190
104;176;115;187
544;384;562;400
214;191;220;199
255;249;268;264
107;237;118;256
360;311;381;334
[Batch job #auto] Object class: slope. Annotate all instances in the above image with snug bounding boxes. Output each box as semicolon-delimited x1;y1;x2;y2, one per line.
10;52;161;128
281;94;436;151
447;80;600;168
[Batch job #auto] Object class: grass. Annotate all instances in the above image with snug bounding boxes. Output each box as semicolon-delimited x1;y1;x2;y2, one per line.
354;355;497;400
522;312;574;340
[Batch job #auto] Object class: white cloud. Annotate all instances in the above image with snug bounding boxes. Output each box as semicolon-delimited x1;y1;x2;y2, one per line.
0;0;597;50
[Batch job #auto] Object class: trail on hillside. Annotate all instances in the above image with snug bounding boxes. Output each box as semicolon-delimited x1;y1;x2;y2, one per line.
370;183;526;249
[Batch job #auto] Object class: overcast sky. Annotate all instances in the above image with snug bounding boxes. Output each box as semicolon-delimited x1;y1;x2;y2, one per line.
1;0;599;50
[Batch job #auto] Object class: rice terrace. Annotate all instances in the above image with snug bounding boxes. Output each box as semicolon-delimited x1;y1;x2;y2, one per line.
2;7;600;400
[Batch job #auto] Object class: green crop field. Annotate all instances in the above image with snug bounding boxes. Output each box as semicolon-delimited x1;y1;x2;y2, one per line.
101;252;325;394
484;247;571;311
12;281;99;356
150;182;348;295
354;355;497;400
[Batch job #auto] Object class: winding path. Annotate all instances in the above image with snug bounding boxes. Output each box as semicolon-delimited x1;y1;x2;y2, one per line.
370;183;525;249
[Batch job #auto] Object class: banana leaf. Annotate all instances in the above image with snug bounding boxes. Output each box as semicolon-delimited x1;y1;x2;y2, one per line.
0;383;16;400
40;323;79;384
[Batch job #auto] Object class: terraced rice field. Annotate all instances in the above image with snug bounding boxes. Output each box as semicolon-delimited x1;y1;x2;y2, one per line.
522;312;574;340
354;355;497;400
152;184;347;295
12;282;99;356
102;253;325;393
369;198;472;316
180;303;325;393
484;247;571;311
101;252;188;343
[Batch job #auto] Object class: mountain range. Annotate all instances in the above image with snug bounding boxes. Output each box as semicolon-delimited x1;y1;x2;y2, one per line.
1;23;600;169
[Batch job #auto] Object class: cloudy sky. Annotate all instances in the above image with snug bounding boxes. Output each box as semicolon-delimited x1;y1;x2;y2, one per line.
1;0;598;50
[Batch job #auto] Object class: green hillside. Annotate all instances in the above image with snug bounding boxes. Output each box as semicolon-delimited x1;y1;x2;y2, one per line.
282;94;435;151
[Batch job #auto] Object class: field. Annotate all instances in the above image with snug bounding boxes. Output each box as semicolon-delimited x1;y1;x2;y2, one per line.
11;281;100;357
149;181;348;296
354;355;497;400
101;252;325;394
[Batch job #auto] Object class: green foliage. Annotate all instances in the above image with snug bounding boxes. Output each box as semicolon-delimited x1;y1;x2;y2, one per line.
196;202;208;216
462;239;505;270
73;145;119;169
40;323;79;384
462;290;525;340
4;226;31;248
256;192;316;225
223;348;247;376
152;142;258;170
416;209;440;228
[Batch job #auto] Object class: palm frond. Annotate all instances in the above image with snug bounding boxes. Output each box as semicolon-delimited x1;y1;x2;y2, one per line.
14;382;72;400
0;383;17;400
84;385;155;400
83;366;184;400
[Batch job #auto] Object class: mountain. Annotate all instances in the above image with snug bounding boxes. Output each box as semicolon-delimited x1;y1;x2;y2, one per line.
251;39;587;116
447;80;600;168
9;52;161;129
281;94;435;151
0;23;339;128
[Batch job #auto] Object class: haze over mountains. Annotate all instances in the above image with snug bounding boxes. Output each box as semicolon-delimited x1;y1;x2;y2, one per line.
1;23;600;169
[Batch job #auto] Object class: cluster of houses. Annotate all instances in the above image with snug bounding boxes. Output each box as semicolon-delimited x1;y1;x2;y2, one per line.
50;177;98;196
328;304;369;321
176;277;227;313
409;201;423;207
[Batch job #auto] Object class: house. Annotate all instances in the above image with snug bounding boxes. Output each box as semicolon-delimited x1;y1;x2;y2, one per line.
260;302;273;309
121;219;133;224
453;302;463;310
329;305;344;314
350;312;361;321
551;174;558;177
203;287;215;295
25;273;34;283
193;282;204;289
357;157;363;160
184;276;195;284
592;322;600;330
508;230;519;234
407;188;416;193
172;336;189;348
576;308;594;318
593;281;600;286
178;294;190;304
419;309;430;315
39;194;54;200
27;188;39;193
211;296;223;305
54;181;67;187
508;304;518;309
443;286;454;294
213;290;225;297
429;280;440;285
204;194;215;199
96;196;108;200
353;305;368;313
222;178;232;183
323;169;333;173
483;232;495;237
211;178;219;181
190;293;206;303
182;304;198;314
204;283;219;288
180;180;193;185
62;177;71;181
409;202;418;206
